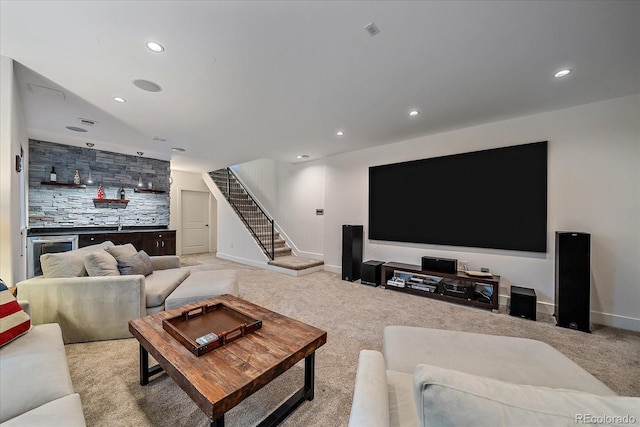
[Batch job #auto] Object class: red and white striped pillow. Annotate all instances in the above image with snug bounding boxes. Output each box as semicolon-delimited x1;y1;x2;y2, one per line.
0;280;31;347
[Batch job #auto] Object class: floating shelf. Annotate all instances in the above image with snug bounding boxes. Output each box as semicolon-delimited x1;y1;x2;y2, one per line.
93;198;129;209
134;188;166;194
41;181;87;189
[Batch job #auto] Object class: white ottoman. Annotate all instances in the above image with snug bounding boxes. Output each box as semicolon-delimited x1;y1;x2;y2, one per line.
164;270;238;311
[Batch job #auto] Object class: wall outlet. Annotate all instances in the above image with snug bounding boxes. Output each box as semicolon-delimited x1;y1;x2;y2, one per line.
481;267;490;273
458;261;469;271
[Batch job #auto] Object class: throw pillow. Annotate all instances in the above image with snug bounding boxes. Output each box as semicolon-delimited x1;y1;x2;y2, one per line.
85;250;120;276
105;243;138;263
413;364;640;427
40;251;87;278
117;250;154;276
40;241;114;278
0;279;32;347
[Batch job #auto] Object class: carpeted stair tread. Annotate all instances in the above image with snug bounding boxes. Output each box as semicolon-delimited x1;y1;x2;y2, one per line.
268;255;324;270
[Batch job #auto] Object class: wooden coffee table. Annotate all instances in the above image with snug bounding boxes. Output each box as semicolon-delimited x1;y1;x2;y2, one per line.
129;294;327;427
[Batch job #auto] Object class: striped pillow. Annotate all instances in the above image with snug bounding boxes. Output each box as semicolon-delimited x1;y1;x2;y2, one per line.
0;279;32;347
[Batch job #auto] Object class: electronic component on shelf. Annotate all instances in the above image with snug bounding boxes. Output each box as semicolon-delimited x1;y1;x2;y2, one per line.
386;277;406;288
411;283;438;293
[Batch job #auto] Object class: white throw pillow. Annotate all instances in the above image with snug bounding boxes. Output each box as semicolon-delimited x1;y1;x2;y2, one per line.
84;250;120;276
413;364;640;427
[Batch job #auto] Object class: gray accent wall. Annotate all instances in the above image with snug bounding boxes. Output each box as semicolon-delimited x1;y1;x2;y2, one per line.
29;140;170;228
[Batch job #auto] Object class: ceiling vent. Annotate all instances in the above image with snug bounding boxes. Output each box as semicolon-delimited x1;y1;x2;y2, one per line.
364;22;380;37
78;118;97;127
152;136;167;142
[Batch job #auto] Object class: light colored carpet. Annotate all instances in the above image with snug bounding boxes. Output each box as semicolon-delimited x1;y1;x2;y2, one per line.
66;254;640;426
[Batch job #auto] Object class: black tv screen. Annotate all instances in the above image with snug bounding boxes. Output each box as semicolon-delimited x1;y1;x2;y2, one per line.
368;141;547;252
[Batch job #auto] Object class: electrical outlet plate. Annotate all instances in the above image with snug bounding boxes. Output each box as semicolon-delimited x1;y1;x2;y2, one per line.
458;261;469;271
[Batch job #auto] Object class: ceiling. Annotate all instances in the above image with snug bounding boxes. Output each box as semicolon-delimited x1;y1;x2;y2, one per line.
1;1;639;172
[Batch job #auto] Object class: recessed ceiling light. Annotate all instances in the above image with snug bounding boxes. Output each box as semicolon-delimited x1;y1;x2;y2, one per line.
336;131;344;136
409;110;419;116
146;41;164;52
554;69;571;78
137;151;144;156
172;147;186;152
297;154;309;159
66;126;87;132
133;79;162;92
86;142;95;147
113;97;126;103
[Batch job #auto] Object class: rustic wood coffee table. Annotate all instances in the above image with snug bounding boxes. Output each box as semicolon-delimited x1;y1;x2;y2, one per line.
129;294;327;427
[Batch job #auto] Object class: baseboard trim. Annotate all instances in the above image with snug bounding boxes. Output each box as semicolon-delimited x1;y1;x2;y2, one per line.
591;311;640;332
324;264;341;274
500;292;640;332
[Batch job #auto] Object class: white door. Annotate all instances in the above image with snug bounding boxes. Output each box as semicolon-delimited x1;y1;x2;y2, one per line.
181;190;210;254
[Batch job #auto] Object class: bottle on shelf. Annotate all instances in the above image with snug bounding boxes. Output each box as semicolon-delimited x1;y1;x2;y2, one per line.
97;184;105;199
119;186;126;200
50;167;57;182
73;170;81;185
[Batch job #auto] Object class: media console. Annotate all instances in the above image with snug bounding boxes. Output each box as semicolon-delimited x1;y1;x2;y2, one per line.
381;262;500;311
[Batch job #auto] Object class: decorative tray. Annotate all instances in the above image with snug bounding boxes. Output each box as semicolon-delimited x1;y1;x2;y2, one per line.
162;303;262;356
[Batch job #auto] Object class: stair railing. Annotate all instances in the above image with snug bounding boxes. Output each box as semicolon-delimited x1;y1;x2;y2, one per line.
210;168;275;260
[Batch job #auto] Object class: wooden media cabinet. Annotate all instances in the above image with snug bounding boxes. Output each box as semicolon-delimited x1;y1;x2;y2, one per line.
381;262;500;311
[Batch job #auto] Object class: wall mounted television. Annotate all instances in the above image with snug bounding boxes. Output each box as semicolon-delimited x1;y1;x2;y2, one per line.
368;141;548;252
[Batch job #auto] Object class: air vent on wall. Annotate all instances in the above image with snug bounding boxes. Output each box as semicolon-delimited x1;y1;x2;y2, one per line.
78;118;98;127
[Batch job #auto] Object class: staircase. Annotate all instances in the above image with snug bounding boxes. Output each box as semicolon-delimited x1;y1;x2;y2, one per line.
210;168;290;259
210;168;324;274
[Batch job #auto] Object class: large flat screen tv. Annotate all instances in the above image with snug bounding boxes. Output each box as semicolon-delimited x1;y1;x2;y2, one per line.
368;141;547;252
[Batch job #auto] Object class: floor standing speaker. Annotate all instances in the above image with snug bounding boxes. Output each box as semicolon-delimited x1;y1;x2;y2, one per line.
555;232;591;332
342;225;363;282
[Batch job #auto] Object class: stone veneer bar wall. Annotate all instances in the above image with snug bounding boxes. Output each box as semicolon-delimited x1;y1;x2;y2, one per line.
29;140;170;228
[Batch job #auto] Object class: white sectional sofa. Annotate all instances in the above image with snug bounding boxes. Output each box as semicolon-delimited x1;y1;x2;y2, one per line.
16;241;238;344
0;302;86;427
349;326;639;427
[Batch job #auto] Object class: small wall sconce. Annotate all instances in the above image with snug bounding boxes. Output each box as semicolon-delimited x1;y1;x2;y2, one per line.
138;176;144;187
86;170;94;185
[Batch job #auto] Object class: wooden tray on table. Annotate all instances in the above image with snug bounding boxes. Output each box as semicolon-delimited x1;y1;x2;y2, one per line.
162;302;262;356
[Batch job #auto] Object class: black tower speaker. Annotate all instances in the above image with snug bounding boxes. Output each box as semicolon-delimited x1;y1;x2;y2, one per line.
555;232;591;332
342;225;363;282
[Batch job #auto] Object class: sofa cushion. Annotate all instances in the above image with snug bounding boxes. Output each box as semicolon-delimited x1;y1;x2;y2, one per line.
0;323;75;423
413;364;640;427
40;241;114;278
1;393;86;427
383;326;615;395
0;281;31;347
105;243;138;262
84;250;120;276
144;268;190;308
387;370;418;427
117;250;153;276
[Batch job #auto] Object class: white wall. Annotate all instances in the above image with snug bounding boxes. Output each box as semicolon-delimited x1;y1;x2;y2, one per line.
169;170;217;255
0;56;28;284
233;158;326;259
321;94;639;331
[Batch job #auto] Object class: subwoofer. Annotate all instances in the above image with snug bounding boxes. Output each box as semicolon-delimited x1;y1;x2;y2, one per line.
342;225;363;282
555;232;591;333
